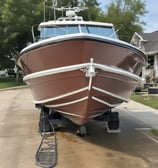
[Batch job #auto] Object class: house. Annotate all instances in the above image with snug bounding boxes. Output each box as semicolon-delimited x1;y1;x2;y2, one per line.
131;30;158;85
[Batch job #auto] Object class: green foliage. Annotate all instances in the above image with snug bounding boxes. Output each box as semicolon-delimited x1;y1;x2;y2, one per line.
151;129;158;137
0;0;44;69
1;0;43;49
58;0;79;7
103;0;147;42
131;94;158;110
0;57;14;70
79;0;101;21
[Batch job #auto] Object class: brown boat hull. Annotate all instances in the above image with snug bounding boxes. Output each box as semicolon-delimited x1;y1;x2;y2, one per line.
17;36;145;125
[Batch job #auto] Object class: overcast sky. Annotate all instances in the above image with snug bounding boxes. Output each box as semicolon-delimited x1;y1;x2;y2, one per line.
98;0;158;33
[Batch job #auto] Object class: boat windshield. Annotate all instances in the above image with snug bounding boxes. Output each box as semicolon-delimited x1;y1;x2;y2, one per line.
81;25;117;39
39;24;117;40
40;25;79;39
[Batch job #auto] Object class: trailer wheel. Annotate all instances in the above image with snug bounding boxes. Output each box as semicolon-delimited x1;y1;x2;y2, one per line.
107;112;119;130
76;125;87;137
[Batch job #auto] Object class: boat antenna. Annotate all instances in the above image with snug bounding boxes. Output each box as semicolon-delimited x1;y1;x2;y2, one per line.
43;0;47;22
52;0;57;20
44;0;58;21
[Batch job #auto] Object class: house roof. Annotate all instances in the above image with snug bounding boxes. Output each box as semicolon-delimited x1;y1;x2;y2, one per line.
138;30;158;55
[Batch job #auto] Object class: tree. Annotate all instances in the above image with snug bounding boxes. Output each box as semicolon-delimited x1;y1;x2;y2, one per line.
103;0;147;42
2;0;44;49
78;0;102;21
58;0;79;7
0;0;44;70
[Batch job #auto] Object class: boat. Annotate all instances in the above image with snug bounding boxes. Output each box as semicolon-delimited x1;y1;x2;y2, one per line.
17;1;146;135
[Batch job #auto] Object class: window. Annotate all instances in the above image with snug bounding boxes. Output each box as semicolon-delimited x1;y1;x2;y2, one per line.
39;24;118;40
147;55;154;69
81;25;117;39
40;25;79;39
66;26;79;34
80;25;88;33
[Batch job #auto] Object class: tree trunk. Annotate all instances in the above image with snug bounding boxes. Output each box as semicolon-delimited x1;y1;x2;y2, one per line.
16;66;20;84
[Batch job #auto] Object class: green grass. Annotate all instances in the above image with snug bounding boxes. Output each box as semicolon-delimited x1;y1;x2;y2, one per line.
151;129;158;136
130;93;158;110
131;94;158;137
0;77;25;89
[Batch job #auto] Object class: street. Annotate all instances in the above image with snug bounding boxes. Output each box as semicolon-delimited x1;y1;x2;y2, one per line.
0;88;158;168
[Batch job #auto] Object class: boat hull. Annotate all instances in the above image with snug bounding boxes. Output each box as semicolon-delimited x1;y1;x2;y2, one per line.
17;35;145;125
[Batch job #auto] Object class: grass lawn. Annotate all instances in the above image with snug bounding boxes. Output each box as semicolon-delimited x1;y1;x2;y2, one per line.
131;93;158;110
151;129;158;136
0;77;25;89
131;94;158;136
131;93;158;136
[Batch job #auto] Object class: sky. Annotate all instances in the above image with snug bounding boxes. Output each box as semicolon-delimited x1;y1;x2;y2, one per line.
98;0;158;33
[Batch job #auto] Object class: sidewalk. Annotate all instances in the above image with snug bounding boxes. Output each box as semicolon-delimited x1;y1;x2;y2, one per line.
116;100;158;129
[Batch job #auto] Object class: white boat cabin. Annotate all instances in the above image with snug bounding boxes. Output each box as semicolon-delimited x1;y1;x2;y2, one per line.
38;17;118;40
